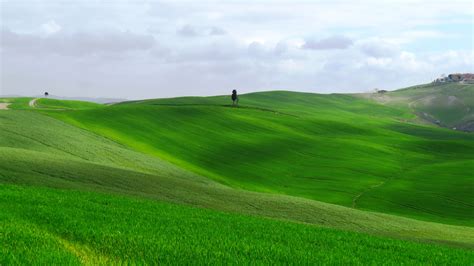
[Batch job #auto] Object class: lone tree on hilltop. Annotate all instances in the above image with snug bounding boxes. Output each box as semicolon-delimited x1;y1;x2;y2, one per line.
44;92;49;97
231;89;238;106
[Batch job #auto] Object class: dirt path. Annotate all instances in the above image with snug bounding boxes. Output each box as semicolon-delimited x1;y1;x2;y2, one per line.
0;103;11;110
352;150;409;208
29;98;39;108
351;180;388;208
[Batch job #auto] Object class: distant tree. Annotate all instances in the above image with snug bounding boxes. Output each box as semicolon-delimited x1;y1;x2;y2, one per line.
231;89;238;106
44;92;49;97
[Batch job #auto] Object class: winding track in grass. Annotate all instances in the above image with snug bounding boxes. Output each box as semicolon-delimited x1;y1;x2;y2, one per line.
29;98;38;108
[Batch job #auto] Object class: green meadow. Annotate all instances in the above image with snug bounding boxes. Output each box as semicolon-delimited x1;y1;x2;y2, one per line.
1;82;473;263
2;185;473;265
46;86;474;226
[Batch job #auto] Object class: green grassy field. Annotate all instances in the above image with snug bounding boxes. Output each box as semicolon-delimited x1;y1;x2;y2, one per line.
2;110;472;247
0;97;33;109
44;90;474;226
2;184;473;265
34;98;103;110
1;83;473;263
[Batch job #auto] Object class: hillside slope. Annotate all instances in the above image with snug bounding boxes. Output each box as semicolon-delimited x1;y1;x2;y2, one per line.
40;91;474;226
364;83;474;131
2;93;474;262
2;108;472;248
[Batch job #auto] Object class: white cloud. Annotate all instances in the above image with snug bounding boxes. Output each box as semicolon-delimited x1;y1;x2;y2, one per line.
357;38;400;58
41;20;62;35
302;36;353;50
1;0;473;98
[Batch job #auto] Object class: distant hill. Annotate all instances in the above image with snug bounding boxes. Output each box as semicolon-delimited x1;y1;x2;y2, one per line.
361;83;474;131
0;94;126;104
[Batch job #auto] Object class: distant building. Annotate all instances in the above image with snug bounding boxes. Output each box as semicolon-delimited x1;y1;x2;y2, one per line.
373;88;388;94
434;77;448;83
462;78;474;84
461;73;474;84
448;74;463;82
434;73;474;84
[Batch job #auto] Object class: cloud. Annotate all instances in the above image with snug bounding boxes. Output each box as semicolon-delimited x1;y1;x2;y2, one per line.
357;38;400;58
209;26;226;36
41;20;62;35
1;0;473;98
177;25;199;37
302;36;353;50
177;24;227;37
247;42;266;57
1;28;156;56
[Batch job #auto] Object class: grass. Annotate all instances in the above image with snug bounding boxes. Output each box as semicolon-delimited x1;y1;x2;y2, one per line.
376;83;474;128
1;86;473;263
0;97;103;110
35;98;104;110
43;90;474;226
2;184;473;265
2;110;473;249
0;97;33;109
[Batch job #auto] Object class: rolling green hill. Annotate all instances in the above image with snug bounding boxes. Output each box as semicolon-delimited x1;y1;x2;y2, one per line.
2;109;472;247
365;83;474;131
45;90;474;226
1;85;474;263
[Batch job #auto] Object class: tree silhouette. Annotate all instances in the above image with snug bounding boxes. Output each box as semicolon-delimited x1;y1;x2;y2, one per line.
231;90;238;106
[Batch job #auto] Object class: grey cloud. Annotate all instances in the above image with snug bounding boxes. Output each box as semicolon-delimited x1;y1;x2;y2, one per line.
247;42;266;57
209;26;227;36
165;40;243;63
1;28;156;56
167;39;286;64
302;36;353;50
274;41;289;56
177;25;199;37
358;40;399;58
177;25;227;37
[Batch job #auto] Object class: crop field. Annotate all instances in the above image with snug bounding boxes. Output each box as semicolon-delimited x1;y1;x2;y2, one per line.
2;184;474;265
1;83;473;263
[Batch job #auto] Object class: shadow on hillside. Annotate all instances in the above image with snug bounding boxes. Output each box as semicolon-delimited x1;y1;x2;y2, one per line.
150;103;300;117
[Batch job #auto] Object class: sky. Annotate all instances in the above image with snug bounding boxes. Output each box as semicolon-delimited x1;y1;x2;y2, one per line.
1;0;473;99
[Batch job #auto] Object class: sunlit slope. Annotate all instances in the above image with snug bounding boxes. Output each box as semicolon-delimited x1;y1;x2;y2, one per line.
0;110;201;179
35;98;104;110
2;109;472;247
4;185;473;265
0;97;104;110
367;83;474;130
45;92;474;226
0;97;33;109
